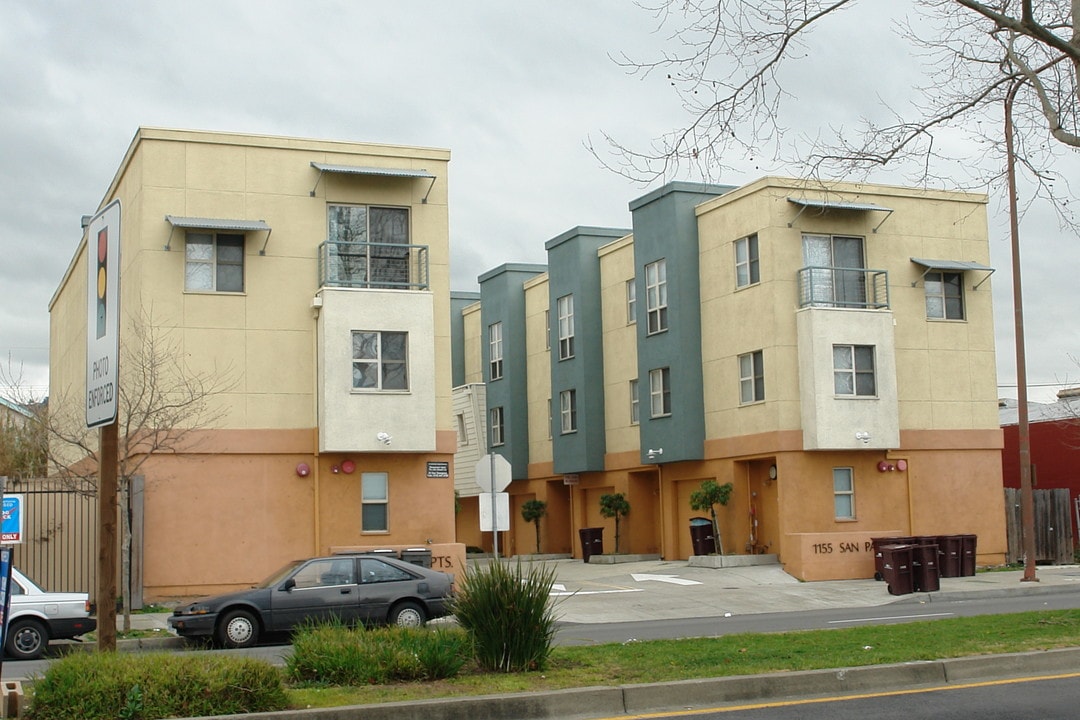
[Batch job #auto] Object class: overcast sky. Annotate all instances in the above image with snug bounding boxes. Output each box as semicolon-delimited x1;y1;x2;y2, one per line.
1;1;1076;403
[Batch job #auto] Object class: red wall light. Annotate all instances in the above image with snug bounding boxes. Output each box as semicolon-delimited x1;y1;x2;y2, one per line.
296;463;311;477
341;460;356;474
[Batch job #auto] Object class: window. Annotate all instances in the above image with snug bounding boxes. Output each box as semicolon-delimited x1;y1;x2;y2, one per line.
361;472;388;532
456;414;467;448
645;259;668;334
802;234;866;307
327;205;410;288
739;350;765;404
833;345;876;396
544;310;551;349
560;389;577;434
490;407;504;447
547;398;552;439
352;331;408;390
735;234;760;288
489;322;503;380
649;367;671;418
185;232;244;292
360;558;412;583
630;379;640;425
626;279;637;324
833;468;855;519
557;294;575;360
925;271;964;320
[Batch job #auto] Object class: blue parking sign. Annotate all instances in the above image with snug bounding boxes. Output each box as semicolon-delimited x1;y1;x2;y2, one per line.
2;495;23;543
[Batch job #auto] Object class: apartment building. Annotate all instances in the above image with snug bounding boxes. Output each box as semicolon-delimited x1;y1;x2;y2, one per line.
49;128;462;600
455;177;1007;580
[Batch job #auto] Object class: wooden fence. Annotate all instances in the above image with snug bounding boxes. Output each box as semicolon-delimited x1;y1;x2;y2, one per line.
1004;487;1074;565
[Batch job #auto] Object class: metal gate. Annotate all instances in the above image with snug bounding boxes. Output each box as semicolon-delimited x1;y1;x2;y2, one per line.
8;479;98;595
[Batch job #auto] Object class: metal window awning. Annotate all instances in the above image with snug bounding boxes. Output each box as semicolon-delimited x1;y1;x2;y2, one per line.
787;197;895;232
310;161;437;202
911;257;995;289
165;215;273;254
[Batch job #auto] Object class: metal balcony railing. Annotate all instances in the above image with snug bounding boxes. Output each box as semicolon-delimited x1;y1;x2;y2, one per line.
318;240;430;290
797;266;889;309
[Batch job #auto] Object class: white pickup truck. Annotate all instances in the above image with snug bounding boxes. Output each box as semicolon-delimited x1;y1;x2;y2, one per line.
5;568;97;660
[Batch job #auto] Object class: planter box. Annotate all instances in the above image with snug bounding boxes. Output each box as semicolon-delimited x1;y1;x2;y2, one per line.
588;553;662;564
688;554;779;568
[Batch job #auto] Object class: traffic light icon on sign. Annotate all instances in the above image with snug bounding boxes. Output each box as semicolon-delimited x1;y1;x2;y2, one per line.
96;228;108;339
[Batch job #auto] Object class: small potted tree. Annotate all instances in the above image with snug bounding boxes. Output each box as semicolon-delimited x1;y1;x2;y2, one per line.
599;493;631;554
689;479;733;555
521;498;547;554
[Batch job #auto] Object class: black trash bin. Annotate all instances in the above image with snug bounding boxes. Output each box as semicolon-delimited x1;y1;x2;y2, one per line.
579;527;604;562
937;535;963;578
912;543;940;592
401;547;432;568
689;517;716;556
880;544;914;596
872;537;916;580
959;534;977;577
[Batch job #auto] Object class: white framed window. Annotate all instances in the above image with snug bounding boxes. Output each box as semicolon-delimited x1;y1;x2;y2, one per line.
560;389;577;434
735;233;760;288
739;350;765;404
361;472;389;532
925;271;964;320
547;398;552;439
557;294;575;360
327;204;410;289
352;331;408;391
489;322;503;381
649;367;671;418
626;279;637;325
833;468;855;519
489;407;504;447
645;259;668;334
630;379;640;425
185;232;244;292
456;414;467;448
544;310;551;349
833;345;876;396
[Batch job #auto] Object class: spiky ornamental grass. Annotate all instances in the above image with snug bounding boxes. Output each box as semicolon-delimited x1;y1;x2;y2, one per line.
451;559;559;672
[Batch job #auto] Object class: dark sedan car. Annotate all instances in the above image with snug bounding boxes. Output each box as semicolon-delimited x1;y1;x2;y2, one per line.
168;553;454;648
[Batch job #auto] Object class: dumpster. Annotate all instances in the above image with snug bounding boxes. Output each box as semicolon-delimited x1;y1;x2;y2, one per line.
401;547;433;568
912;543;940;592
872;537;916;580
937;535;963;578
689;517;716;556
880;544;914;595
579;527;604;562
959;534;977;577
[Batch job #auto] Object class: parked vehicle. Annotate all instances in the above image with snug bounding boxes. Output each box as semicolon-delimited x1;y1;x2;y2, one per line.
5;567;97;660
168;553;454;648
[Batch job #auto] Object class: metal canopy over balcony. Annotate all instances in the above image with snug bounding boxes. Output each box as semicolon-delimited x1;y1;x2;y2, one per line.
787;197;894;232
310;162;437;202
910;257;996;289
164;215;272;253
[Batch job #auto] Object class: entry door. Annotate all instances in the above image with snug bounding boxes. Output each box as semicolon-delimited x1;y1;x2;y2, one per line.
270;557;361;631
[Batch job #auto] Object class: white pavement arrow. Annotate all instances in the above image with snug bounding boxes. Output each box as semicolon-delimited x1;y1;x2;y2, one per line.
630;573;702;586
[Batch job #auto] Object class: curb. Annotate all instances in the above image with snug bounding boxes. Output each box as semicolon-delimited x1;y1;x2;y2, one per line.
889;582;1079;605
181;647;1080;720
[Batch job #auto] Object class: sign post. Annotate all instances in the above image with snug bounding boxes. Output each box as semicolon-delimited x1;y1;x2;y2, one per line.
86;200;121;652
475;453;512;558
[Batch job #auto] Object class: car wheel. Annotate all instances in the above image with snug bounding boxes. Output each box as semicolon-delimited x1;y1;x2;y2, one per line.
390;601;426;627
216;609;259;649
5;618;48;660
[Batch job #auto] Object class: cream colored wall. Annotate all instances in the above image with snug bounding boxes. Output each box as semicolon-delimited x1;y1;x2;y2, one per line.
599;236;641;455
524;274;553;464
461;302;484;385
695;177;996;443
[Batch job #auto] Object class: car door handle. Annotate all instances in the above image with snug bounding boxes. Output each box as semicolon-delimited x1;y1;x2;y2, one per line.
340;588;352;594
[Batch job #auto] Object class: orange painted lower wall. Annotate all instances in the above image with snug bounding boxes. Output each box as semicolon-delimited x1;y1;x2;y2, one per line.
138;428;458;601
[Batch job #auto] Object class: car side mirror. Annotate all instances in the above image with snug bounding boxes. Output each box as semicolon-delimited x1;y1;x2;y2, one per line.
281;578;296;592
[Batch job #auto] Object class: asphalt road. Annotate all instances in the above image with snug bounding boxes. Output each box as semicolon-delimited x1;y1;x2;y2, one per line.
625;673;1080;719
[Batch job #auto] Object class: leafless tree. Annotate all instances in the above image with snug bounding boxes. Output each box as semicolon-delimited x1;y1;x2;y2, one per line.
592;1;1079;219
2;310;235;630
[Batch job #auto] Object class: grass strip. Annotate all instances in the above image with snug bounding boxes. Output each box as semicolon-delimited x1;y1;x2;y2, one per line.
288;608;1080;708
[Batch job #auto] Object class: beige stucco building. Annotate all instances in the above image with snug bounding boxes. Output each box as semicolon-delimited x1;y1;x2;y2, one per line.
455;177;1006;580
49;128;463;600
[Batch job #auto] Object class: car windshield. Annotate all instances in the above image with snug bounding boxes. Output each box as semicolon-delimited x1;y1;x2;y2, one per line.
255;560;305;588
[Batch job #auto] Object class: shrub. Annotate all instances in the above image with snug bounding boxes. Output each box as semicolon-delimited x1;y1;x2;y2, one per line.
286;622;470;685
27;651;287;720
452;559;558;672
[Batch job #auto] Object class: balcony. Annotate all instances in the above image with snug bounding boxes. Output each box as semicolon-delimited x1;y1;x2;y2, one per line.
797;266;889;310
318;240;429;290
